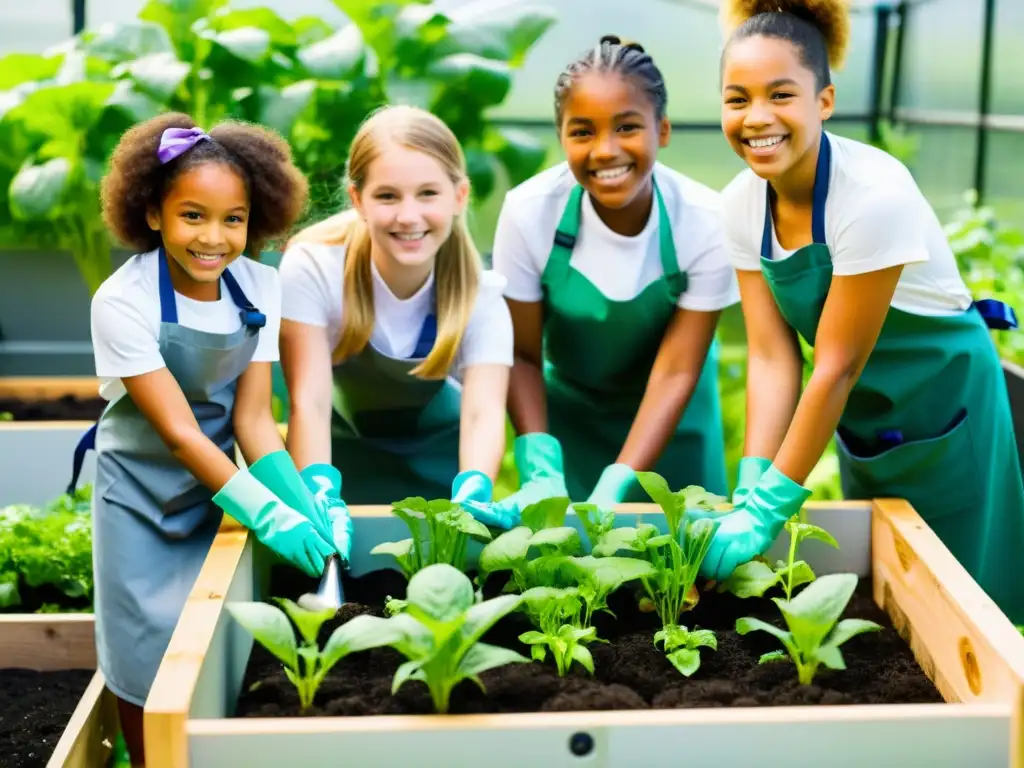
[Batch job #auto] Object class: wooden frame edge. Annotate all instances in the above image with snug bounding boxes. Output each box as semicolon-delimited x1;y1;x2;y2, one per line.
0;614;96;670
0;376;100;400
46;671;119;768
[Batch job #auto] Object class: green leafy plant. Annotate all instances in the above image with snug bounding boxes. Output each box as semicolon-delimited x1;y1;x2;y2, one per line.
517;586;599;676
226;597;344;710
0;485;94;613
736;572;882;685
370;497;492;578
654;624;717;677
719;518;839;600
329;563;529;712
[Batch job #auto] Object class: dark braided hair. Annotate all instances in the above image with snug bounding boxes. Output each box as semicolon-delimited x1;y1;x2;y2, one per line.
721;1;851;91
553;35;667;129
101;112;309;256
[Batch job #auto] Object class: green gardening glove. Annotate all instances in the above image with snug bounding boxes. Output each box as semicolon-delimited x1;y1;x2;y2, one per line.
248;450;333;544
586;463;637;508
213;469;334;577
486;433;569;529
732;456;773;506
699;465;811;582
300;463;353;564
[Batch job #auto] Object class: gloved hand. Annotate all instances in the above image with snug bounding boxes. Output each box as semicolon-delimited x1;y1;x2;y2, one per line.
213;469;334;577
248;450;333;543
586;463;636;508
300;463;353;565
731;456;773;506
699;464;811;582
451;469;507;528
485;433;569;530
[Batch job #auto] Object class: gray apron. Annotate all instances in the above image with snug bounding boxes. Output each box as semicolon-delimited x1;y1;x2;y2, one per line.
68;249;264;706
330;312;463;504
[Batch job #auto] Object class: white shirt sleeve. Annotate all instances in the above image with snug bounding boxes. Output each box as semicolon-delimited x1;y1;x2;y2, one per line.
455;271;514;370
831;190;931;276
721;177;763;272
279;243;338;328
676;216;742;312
90;284;164;379
491;200;544;302
251;265;281;363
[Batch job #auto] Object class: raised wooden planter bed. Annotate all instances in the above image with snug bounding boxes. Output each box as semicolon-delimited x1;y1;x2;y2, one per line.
144;500;1024;768
0;613;119;767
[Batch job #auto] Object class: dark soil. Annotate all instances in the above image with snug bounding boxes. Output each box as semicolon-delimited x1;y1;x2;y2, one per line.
0;396;105;421
0;668;94;767
233;566;943;718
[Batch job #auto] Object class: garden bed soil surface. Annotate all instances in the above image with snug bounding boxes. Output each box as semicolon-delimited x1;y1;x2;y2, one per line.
0;396;105;421
0;667;93;768
234;566;944;718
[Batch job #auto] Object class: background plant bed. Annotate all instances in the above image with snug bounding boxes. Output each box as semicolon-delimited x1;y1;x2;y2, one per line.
145;501;1024;768
0;614;119;768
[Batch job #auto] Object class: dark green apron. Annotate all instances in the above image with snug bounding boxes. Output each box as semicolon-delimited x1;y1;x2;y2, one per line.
759;132;1024;623
540;180;728;499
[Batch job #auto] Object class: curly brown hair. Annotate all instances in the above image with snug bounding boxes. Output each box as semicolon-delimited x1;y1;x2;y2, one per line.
101;112;309;256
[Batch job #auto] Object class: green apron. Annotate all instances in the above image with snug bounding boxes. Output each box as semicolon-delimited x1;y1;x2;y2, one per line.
330;312;462;504
540;180;728;500
759;132;1024;623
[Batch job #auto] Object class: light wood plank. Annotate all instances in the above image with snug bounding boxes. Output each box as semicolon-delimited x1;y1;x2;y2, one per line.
0;614;96;670
0;376;100;399
46;671;119;768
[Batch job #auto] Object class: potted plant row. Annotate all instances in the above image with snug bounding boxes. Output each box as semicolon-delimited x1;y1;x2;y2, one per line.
144;472;1024;767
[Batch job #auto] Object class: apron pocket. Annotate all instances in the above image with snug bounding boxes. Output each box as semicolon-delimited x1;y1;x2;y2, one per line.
102;487;215;540
835;409;981;522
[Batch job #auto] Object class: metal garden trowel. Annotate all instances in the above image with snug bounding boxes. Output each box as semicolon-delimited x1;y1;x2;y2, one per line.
298;553;345;613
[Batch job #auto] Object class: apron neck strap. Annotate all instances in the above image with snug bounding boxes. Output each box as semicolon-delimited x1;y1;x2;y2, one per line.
409;313;437;359
760;131;832;260
158;248;266;329
550;178;684;294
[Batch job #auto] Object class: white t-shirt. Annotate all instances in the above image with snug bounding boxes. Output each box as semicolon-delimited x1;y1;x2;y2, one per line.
91;249;281;402
722;132;973;315
491;162;740;312
278;242;513;376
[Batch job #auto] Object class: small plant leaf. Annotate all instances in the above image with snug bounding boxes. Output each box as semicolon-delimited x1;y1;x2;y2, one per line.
458;642;531;679
529;526;579;551
406;563;475;622
774;573;858;656
759;649;789;664
780;560;817;593
720;560;781;598
570;643;595;675
826;618;883;647
521;496;571;531
591;526;644;557
478;526;532;574
688;629;718;650
787;521;840;550
462;593;523;647
274;597;334;646
667;647;701;677
815;643;846;671
736;616;791;645
370;539;413;558
226;602;298;670
391;658;426;694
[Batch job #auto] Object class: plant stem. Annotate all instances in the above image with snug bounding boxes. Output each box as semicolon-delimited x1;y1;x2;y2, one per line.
797;660;817;686
785;528;798;600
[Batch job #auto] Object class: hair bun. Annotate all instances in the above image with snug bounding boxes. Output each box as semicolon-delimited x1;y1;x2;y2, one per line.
721;0;851;68
599;34;646;53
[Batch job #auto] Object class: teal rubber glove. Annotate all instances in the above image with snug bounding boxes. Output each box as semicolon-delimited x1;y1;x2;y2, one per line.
586;463;636;508
486;433;569;529
299;463;353;564
213;469;334;577
248;450;333;543
699;465;811;582
451;470;507;528
732;456;773;505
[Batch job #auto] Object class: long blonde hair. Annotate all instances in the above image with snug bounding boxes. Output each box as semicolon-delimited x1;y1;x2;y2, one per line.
288;105;481;379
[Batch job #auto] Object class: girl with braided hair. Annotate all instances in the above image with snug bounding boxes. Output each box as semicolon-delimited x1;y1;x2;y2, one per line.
706;0;1024;626
489;35;739;523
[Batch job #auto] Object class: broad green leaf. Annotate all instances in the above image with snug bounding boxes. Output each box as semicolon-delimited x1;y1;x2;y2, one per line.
254;81;315;137
9;158;74;220
787;521;840;550
0;53;64;89
331;0;431;64
105;79;164;123
759;649;788;664
571;555;656;590
461;593;523;647
457;641;529;679
209;28;272;65
779;560;816;594
591;526;644;557
826;617;882;647
210;8;297;47
298;25;366;79
321;614;409;671
478;526;532;573
774;573;858;656
518;630;547;644
689;629;718;650
407;562;474;621
427;53;511;107
678;486;727;510
445;2;559;67
465;147;497;202
815;643;846;670
720;559;781;598
391;658;426;693
226;602;298;670
667;647;701;677
392;5;452;73
571;643;595;675
646;534;673;550
736;616;791;645
528;526;579;551
273;597;335;646
520;496;570;532
293;16;335;46
520;585;574;615
370;538;413;558
635;471;678;520
486;126;547;187
113;51;190;102
82;21;175;63
454;509;493;541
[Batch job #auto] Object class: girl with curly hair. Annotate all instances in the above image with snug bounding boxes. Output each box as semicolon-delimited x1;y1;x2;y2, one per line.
705;0;1024;626
79;112;336;762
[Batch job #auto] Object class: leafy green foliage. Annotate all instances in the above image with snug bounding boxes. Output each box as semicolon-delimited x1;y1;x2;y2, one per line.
370;496;492;578
517;586;599;676
719;518;838;600
327;563;529;712
0;486;93;613
736;573;881;685
654;625;717;677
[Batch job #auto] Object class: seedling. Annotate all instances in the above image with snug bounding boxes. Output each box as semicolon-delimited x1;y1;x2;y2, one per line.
654;625;717;677
327;563;529;713
226;598;343;710
720;519;839;600
517;586;600;676
736;572;882;685
370;497;492;578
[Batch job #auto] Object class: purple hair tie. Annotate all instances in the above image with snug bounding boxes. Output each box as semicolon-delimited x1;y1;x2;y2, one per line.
157;126;211;164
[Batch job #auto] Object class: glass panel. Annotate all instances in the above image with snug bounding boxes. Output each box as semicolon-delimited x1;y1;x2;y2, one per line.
898;123;977;223
898;0;983;112
991;0;1024;116
982;129;1024;229
0;2;72;55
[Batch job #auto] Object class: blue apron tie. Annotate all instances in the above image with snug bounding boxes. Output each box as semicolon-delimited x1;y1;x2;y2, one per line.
761;133;831;261
973;298;1018;331
410;314;437;359
66;250;265;493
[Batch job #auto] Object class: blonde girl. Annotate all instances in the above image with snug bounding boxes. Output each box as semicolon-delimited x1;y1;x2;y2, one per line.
278;105;514;544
